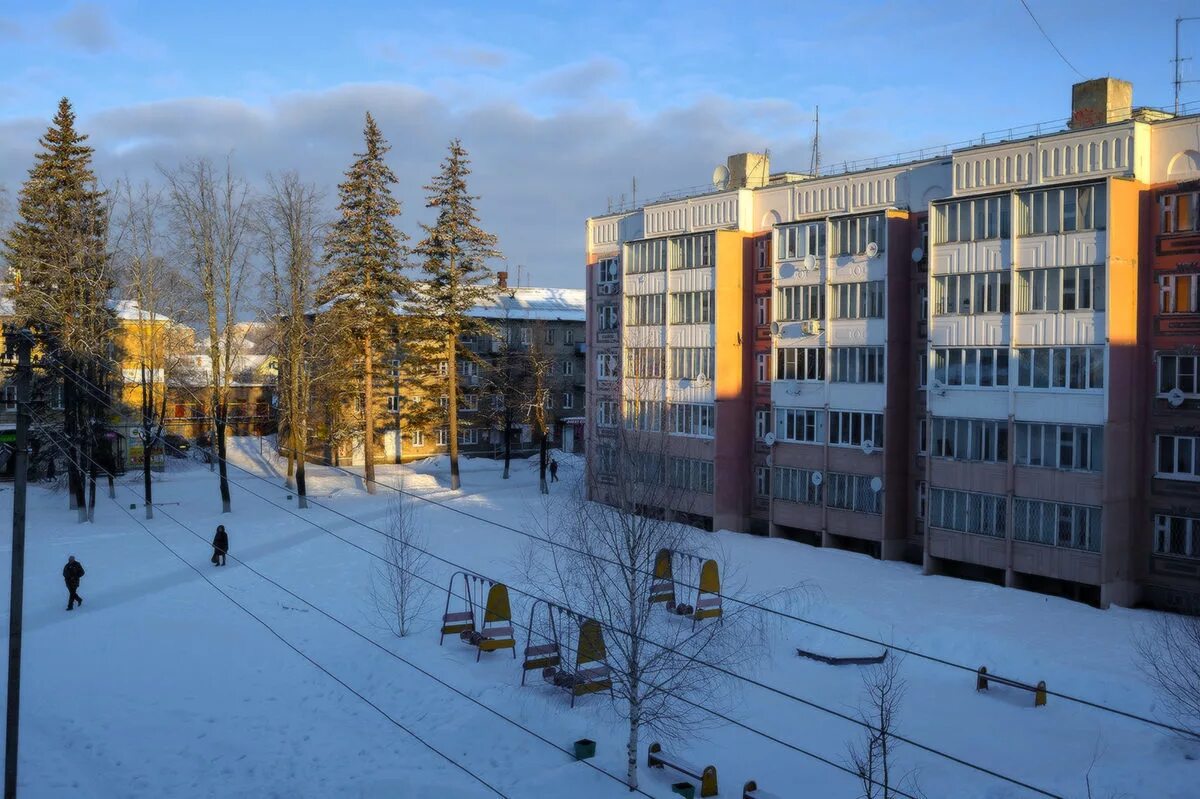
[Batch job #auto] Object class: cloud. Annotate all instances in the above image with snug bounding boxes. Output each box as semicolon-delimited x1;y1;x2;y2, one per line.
0;18;22;41
52;2;118;54
531;57;625;99
446;46;511;70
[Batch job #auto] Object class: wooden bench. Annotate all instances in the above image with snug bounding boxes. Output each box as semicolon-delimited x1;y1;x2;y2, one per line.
647;742;718;798
976;666;1047;707
743;779;784;799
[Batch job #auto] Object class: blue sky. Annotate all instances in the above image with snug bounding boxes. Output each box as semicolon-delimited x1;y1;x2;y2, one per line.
1;1;1197;287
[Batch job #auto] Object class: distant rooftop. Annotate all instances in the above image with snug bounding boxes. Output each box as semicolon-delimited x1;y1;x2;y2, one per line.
470;287;585;322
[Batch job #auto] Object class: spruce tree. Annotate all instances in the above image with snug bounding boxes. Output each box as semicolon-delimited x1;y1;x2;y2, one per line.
2;98;115;520
318;112;407;492
412;139;500;490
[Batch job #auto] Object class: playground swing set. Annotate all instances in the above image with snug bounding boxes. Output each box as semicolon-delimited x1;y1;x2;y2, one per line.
519;599;612;707
650;548;724;629
439;571;516;661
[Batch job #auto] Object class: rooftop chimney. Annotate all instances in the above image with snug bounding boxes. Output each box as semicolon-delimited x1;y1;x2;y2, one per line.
1069;78;1133;130
497;270;508;289
726;152;770;189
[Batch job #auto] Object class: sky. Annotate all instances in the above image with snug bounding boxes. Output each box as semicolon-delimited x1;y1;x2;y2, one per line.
1;0;1198;289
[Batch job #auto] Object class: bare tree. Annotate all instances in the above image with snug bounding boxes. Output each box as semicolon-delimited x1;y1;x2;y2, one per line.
163;157;253;513
368;487;432;638
1135;607;1200;740
846;654;923;799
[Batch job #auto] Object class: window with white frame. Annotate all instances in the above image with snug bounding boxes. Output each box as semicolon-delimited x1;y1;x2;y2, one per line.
776;407;823;443
1014;422;1103;471
755;408;769;440
464;392;482;411
388;359;402;378
828;411;884;449
1157;435;1200;480
561;392;574;409
542;391;554;410
1159;353;1199;396
1015;347;1104;390
625;294;665;326
756;352;770;383
438;360;449;376
928;488;1006;536
932;195;1010;243
624;348;665;379
930;417;1007;463
831;214;885;256
438;395;449;409
1160;274;1200;314
459;428;479;445
520;327;531;346
776;285;823;321
545;327;556;345
670;347;713;380
623;399;664;432
930;347;1010;387
386;395;401;412
595;444;617;476
596;353;618;380
831;281;885;319
1161;191;1200;234
458;360;478;377
565;328;576;345
918;351;928;389
829;347;884;383
1155;513;1200;559
670;403;714;437
411;429;425;447
597;304;619;331
562;359;574;377
916;418;928;455
755;466;770;498
597;257;620;283
675;233;714;269
436;427;449;446
1013;498;1101;551
669;457;714;494
776;347;824;381
776;221;826;260
596;400;618;427
773;466;822;504
756;296;769;326
755;238;769;270
626;239;667;274
1017;183;1107;235
670;291;714;324
827;472;882;514
933;271;1012;315
1016;266;1105;312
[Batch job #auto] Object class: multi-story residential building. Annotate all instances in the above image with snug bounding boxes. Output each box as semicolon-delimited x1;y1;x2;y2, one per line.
586;77;1200;609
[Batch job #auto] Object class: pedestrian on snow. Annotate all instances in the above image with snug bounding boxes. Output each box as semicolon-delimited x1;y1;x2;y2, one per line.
211;525;229;566
549;458;559;482
63;555;84;611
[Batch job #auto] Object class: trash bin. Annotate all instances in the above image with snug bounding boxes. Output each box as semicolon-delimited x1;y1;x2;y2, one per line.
670;783;695;799
573;739;596;760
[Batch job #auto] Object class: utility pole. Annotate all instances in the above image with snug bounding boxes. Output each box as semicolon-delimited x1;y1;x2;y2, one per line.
810;106;821;176
631;176;637;208
1175;16;1200;115
4;326;33;799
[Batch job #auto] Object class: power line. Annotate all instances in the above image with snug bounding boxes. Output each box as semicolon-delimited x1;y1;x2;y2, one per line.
1017;0;1085;79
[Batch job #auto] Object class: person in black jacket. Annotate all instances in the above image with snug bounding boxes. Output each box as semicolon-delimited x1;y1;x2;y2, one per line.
549;458;559;482
63;556;84;611
211;525;229;566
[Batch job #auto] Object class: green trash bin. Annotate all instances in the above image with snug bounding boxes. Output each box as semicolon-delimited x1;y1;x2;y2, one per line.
670;783;695;799
573;739;596;761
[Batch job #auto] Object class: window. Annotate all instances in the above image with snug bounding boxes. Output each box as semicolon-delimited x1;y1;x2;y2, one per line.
776;221;826;260
542;391;554;410
776;285;823;321
556;359;571;377
928;488;1007;537
624;348;665;379
544;327;556;345
596;353;618;380
828;411;884;449
670;403;714;437
831;281;885;319
670;291;714;324
596;445;617;477
458;360;479;377
932;196;1010;243
930;418;1007;462
932;272;1012;315
597;400;618;427
2;384;15;412
597;257;620;283
623;399;664;431
1013;498;1101;552
627;239;667;274
438;395;449;409
520;328;531;346
625;294;665;326
675;233;714;269
438;360;449;376
565;328;576;345
463;394;479;411
388;359;402;378
436;427;449;446
776;407;823;443
561;392;574;410
756;353;770;383
1017;267;1105;312
755;239;769;270
1155;514;1200;559
773;467;822;504
1159;353;1199;396
831;214;884;256
827;472;882;514
385;395;401;412
1160;191;1200;234
755;409;769;440
930;347;1010;387
1014;422;1103;471
598;304;619;331
756;296;769;326
1160;274;1199;314
775;347;824;381
755;466;770;498
669;457;714;494
1156;435;1200;480
411;430;425;447
916;418;928;455
1015;347;1104;390
1018;183;1107;235
460;428;479;445
670;347;714;380
915;481;928;520
829;347;884;383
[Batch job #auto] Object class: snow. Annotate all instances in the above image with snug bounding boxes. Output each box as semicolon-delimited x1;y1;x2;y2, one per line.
0;438;1195;798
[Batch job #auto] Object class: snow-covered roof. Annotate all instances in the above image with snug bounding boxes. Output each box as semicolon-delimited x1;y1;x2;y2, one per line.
469;287;585;322
112;299;178;324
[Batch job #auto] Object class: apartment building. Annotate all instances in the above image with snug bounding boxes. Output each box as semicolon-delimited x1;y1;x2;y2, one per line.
586;77;1200;608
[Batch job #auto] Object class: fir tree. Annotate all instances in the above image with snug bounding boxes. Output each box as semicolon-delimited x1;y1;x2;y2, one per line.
2;97;116;520
411;139;500;490
318;112;407;491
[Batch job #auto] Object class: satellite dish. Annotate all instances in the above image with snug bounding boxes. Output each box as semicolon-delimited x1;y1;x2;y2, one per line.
1168;387;1187;408
765;453;773;467
763;432;777;447
865;241;879;258
911;246;924;263
870;476;883;493
810;471;824;487
778;262;796;279
861;439;875;455
694;372;709;385
803;253;816;271
770;321;784;337
712;164;731;190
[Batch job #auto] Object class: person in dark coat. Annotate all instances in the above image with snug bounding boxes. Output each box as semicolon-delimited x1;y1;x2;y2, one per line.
549;458;559;482
211;525;229;566
63;555;84;611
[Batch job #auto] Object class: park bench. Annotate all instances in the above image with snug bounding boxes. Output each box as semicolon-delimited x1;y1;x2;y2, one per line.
743;779;784;799
976;666;1047;707
647;741;718;798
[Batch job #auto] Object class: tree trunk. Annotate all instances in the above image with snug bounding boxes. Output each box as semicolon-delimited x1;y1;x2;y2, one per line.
502;409;511;480
216;411;231;513
363;331;377;494
539;432;549;495
295;417;308;509
626;700;640;790
447;333;460;491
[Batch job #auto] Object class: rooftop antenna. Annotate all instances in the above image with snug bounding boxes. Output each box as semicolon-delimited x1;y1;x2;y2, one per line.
1175;16;1200;115
631;177;637;208
809;106;821;176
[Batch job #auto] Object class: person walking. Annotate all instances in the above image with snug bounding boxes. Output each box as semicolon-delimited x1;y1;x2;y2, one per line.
549;458;559;483
63;555;84;611
211;525;229;566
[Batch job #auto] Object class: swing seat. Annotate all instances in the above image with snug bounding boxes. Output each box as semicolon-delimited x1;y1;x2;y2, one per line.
478;625;515;652
650;580;675;604
572;665;612;696
692;597;722;621
523;643;561;671
441;611;474;636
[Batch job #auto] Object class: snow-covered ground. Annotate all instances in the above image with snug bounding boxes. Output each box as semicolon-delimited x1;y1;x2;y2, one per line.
0;438;1192;797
